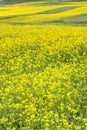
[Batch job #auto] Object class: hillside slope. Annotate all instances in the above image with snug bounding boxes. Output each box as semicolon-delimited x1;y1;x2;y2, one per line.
0;0;87;5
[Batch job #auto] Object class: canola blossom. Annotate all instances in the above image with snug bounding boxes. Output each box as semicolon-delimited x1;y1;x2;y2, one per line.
0;1;87;130
0;24;87;130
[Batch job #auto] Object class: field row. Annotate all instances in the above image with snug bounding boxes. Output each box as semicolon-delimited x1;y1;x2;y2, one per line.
0;1;87;25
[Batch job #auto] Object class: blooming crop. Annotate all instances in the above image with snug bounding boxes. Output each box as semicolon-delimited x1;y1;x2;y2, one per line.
0;1;87;130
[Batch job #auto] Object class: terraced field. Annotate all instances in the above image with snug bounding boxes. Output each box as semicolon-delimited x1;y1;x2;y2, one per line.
0;1;87;25
0;1;87;130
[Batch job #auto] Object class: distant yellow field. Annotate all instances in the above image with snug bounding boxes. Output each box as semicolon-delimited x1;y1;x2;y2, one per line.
0;1;87;24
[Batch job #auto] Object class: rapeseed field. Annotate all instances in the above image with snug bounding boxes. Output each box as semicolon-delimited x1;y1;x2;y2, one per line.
0;1;87;130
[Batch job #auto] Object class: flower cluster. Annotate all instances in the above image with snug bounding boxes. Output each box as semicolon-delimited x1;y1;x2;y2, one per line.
0;24;87;130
